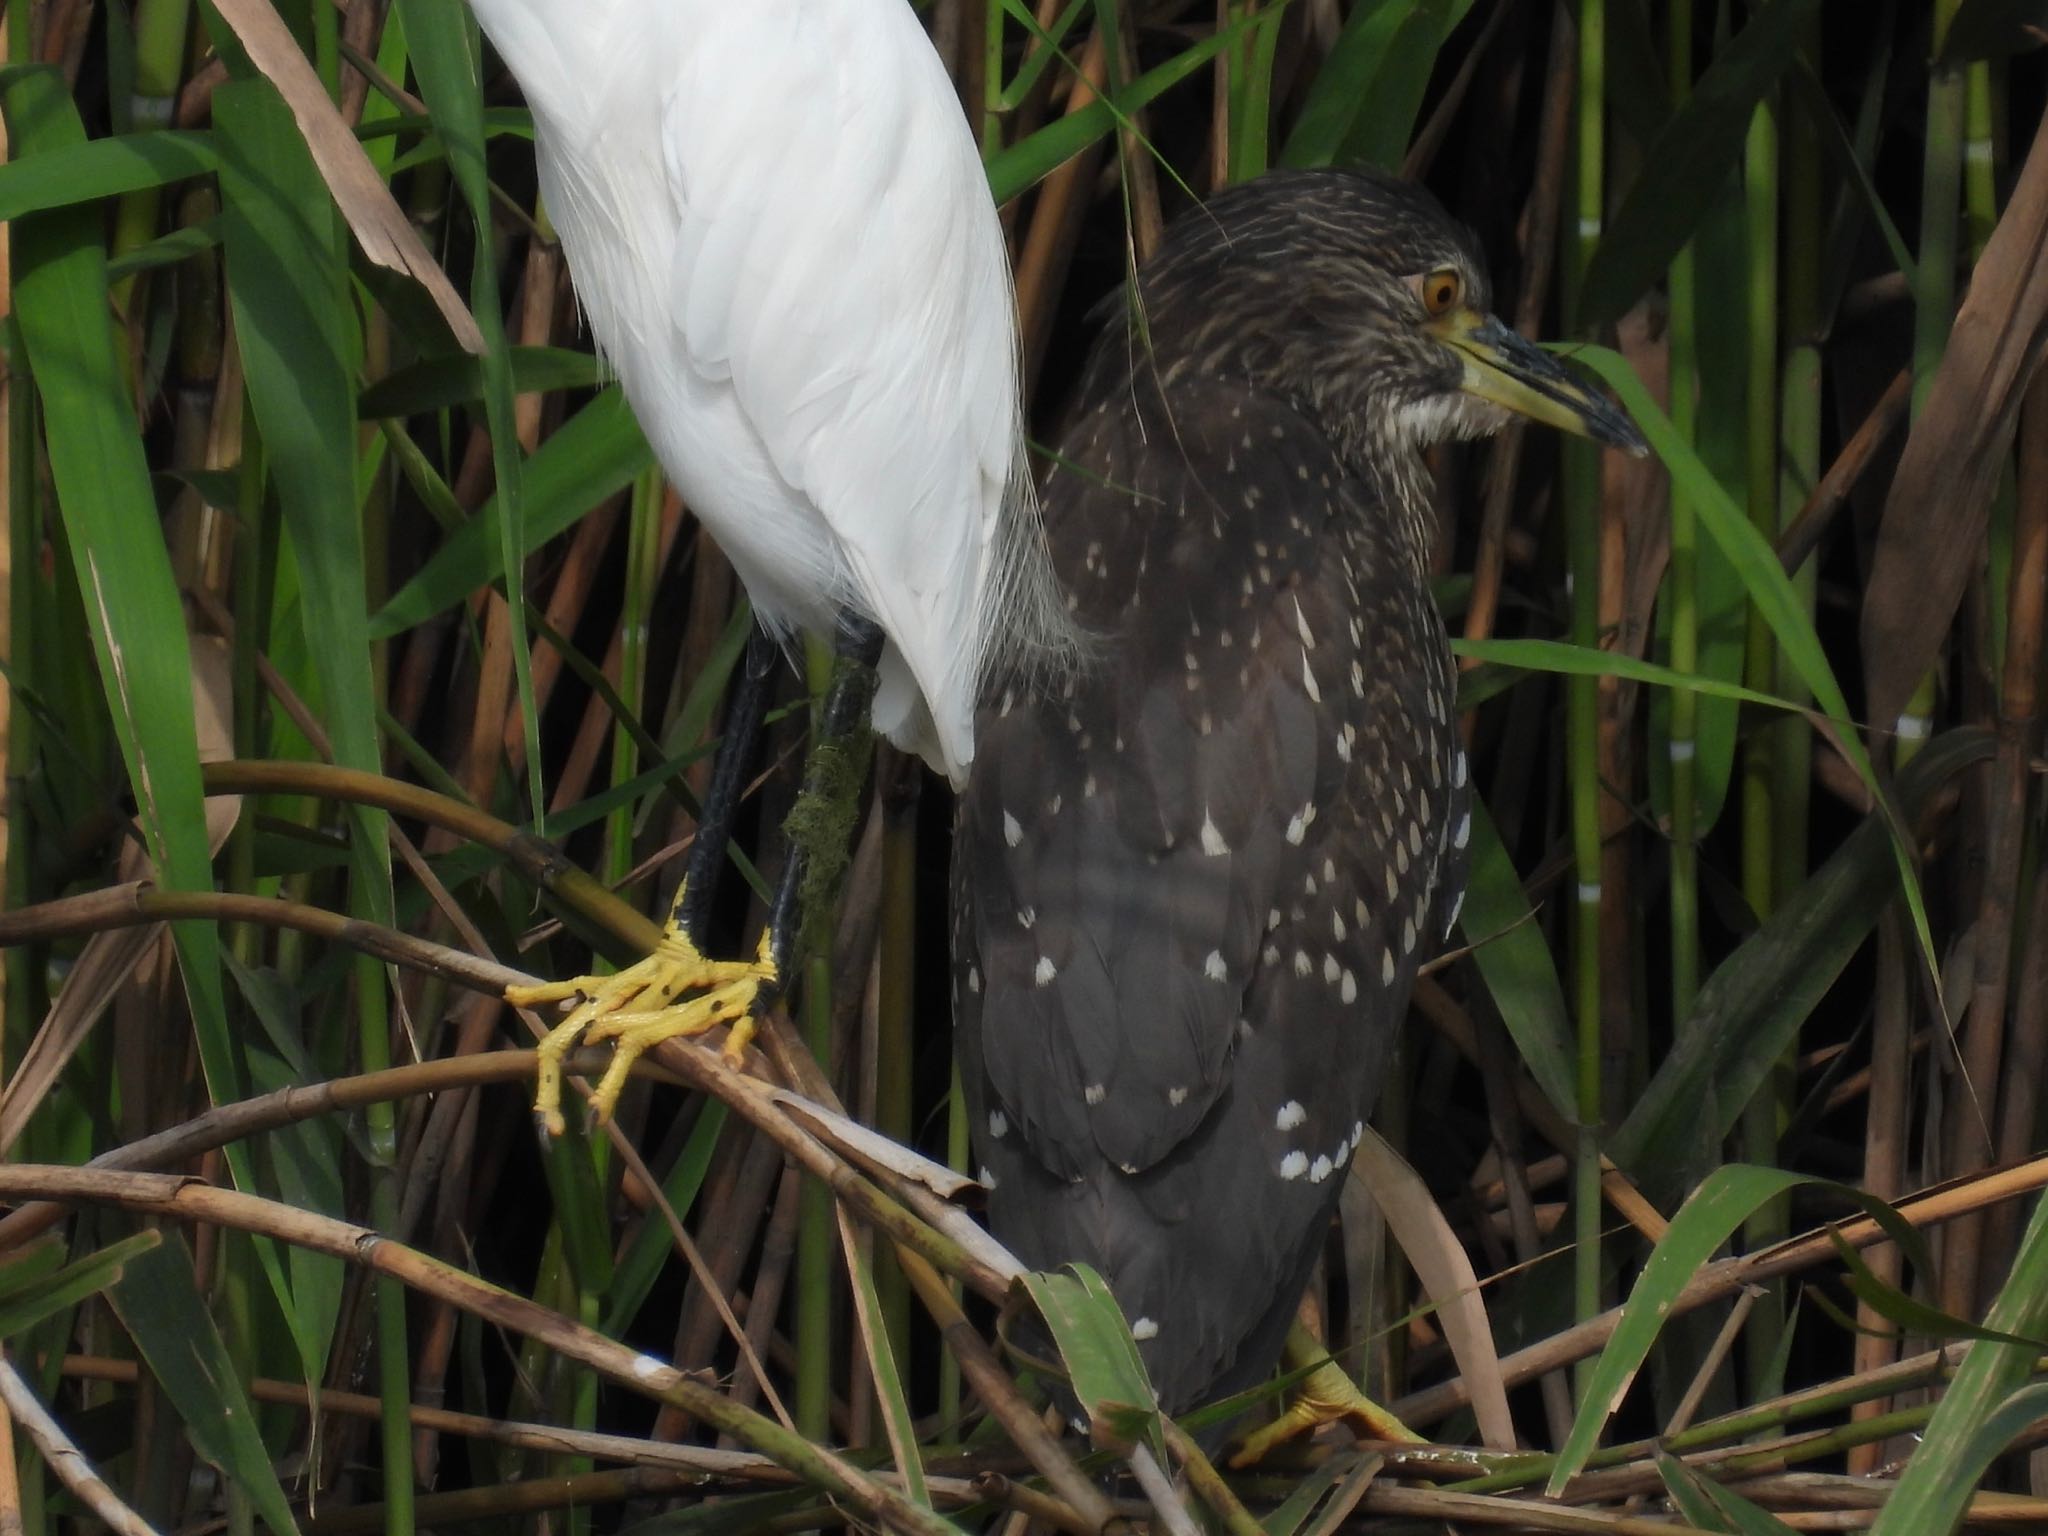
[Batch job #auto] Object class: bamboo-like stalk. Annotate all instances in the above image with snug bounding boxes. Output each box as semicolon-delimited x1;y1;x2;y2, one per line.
980;0;1004;158
1737;93;1780;932
1;0;36;1072
607;462;664;894
1461;12;1571;658
1564;0;1607;1403
1664;0;1700;1026
105;0;191;339
1735;89;1787;1397
4;323;38;1062
1749;24;1827;1392
219;1234;256;1536
1775;65;1820;913
1013;29;1108;391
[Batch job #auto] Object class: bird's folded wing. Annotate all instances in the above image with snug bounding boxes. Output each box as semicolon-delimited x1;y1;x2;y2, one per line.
957;383;1406;1183
660;0;1023;777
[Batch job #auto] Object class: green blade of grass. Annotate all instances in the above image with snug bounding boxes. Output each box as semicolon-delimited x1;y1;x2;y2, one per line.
213;77;384;846
109;1235;303;1536
1829;1230;2048;1349
214;73;385;1398
1870;1196;2048;1534
369;388;653;639
1578;0;1827;326
601;1102;729;1335
1457;797;1575;1119
394;0;541;823
1571;342;1941;986
1;68;256;1206
0;126;218;219
1018;1264;1162;1454
1611;727;1990;1183
359;345;607;418
0;1230;159;1341
1550;1166;1929;1491
1281;0;1472;171
1453;637;1807;712
838;1211;930;1510
1656;1452;1800;1534
985;11;1250;204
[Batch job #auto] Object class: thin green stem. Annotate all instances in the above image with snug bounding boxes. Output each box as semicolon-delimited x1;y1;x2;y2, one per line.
221;1234;257;1536
227;391;268;969
983;0;1005;157
607;463;663;892
107;0;191;322
4;323;40;1068
1962;61;1997;256
1738;99;1779;932
1567;0;1607;1403
1736;89;1785;1397
1775;58;1820;932
1665;0;1700;1024
566;1291;600;1536
1914;2;1965;420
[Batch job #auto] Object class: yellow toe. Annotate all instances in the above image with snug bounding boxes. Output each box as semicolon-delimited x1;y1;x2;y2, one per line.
1228;1356;1423;1467
523;917;778;1134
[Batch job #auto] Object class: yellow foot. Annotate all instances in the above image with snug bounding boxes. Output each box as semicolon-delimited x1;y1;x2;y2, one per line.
506;909;777;1136
1227;1353;1424;1468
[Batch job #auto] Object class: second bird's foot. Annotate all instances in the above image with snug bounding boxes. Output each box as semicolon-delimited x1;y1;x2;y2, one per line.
1226;1354;1425;1467
507;924;777;1136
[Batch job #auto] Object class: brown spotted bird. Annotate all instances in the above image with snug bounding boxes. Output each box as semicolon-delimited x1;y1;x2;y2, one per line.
952;168;1644;1421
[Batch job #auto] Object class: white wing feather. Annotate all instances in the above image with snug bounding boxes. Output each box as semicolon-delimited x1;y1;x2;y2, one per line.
659;2;1025;781
466;0;1059;784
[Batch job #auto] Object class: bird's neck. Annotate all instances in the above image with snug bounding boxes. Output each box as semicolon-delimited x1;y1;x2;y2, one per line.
1356;445;1439;585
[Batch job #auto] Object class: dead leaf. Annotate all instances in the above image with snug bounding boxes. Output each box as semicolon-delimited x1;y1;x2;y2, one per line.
1349;1128;1517;1451
1863;106;2048;736
208;0;485;353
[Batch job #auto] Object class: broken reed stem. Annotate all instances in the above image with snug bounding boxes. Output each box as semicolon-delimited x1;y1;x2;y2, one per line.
1395;1156;2048;1424
0;1168;964;1536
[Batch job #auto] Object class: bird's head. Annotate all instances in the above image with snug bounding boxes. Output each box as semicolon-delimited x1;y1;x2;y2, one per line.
1131;169;1647;465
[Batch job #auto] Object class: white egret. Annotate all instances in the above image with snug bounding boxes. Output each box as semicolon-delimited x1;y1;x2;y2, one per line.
465;0;1074;1128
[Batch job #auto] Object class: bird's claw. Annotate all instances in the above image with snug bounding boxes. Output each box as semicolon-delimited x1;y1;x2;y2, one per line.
1227;1354;1424;1467
510;923;777;1136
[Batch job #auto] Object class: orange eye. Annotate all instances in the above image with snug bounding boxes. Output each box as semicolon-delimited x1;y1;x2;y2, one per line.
1420;269;1463;316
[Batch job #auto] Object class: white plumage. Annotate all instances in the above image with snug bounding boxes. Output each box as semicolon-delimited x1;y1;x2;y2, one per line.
465;0;1071;785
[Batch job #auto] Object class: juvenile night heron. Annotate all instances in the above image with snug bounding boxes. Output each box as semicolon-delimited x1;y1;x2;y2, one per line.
953;168;1644;1437
463;0;1072;1126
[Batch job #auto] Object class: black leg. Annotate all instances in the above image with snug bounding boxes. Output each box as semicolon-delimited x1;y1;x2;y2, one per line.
763;612;886;990
676;625;779;949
